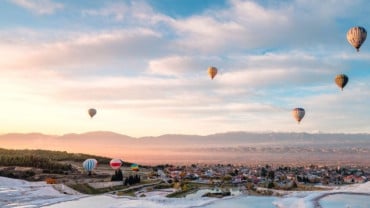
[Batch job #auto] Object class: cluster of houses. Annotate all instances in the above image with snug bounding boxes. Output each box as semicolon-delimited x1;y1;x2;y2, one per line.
151;164;369;189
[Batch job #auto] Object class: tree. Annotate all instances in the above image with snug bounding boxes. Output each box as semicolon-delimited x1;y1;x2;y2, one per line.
111;169;123;181
129;176;133;185
267;170;275;180
261;167;267;177
234;169;239;175
116;169;123;181
267;182;274;189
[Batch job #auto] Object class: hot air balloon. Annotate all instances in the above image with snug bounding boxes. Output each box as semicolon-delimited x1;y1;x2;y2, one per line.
131;163;139;172
83;158;98;175
334;74;349;91
110;158;122;170
292;108;305;124
88;108;97;118
347;26;367;52
207;66;218;80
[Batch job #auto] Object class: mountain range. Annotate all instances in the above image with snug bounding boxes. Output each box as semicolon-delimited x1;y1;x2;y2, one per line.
1;131;369;166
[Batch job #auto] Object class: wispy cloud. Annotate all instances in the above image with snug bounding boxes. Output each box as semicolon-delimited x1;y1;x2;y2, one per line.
81;1;172;24
0;28;164;73
10;0;63;15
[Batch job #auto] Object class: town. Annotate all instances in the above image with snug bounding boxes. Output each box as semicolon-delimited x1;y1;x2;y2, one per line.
144;163;369;194
0;149;368;197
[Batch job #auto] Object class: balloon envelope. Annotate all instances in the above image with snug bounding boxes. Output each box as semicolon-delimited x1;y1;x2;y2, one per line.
83;158;98;172
347;26;367;52
292;108;305;123
207;66;218;80
110;159;122;170
334;74;349;91
131;163;139;171
88;108;97;118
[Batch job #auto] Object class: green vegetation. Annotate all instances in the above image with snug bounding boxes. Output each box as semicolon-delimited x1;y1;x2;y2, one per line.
153;183;173;189
69;183;103;194
70;183;131;195
202;191;231;198
167;182;200;198
0;148;111;163
0;148;113;178
293;184;331;191
116;189;138;197
0;148;134;168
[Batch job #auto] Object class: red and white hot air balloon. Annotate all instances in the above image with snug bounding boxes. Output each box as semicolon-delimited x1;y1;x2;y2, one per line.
109;158;122;170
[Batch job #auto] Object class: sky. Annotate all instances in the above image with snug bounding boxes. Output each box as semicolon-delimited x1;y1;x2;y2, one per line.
1;0;370;137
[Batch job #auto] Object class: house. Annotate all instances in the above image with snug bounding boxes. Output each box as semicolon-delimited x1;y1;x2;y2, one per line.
343;175;362;184
354;176;367;183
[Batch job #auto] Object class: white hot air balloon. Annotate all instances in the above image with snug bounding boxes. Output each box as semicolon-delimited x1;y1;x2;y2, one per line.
347;26;367;52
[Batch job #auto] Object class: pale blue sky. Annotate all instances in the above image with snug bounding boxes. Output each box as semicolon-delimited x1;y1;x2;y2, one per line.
0;0;370;136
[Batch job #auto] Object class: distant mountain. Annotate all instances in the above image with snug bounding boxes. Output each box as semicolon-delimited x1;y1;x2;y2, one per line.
1;131;369;165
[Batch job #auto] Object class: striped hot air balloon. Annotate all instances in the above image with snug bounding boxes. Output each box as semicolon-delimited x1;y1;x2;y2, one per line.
347;26;367;52
110;159;122;170
83;158;98;175
292;108;305;124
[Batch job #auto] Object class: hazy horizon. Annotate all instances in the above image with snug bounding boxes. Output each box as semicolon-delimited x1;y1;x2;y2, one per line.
1;131;369;166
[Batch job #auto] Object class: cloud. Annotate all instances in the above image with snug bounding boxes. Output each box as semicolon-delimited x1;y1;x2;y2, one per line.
297;82;370;133
147;55;223;77
0;28;165;74
81;1;173;25
167;0;370;54
217;52;343;89
10;0;63;15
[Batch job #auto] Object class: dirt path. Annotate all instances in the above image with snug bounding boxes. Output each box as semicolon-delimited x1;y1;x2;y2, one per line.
312;192;370;208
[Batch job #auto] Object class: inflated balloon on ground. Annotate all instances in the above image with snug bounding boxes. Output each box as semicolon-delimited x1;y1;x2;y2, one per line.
110;159;122;170
83;158;98;175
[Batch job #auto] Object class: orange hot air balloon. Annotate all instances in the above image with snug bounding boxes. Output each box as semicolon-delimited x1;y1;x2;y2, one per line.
88;108;97;118
292;108;305;124
207;66;218;80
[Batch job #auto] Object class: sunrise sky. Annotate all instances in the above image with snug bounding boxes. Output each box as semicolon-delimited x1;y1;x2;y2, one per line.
1;0;370;137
